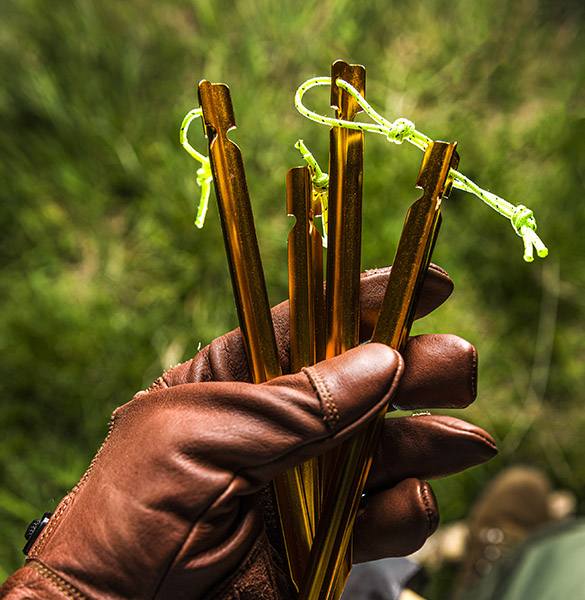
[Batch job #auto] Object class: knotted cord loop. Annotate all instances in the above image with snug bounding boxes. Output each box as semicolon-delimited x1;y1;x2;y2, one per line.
294;140;329;247
511;205;536;236
387;118;416;144
294;76;549;262
180;108;213;229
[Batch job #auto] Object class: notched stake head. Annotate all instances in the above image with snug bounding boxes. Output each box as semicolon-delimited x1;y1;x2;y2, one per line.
330;59;366;120
286;166;312;218
198;80;237;140
416;141;460;199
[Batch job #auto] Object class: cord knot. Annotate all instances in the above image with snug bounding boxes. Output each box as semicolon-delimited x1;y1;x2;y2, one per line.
196;160;212;186
511;204;536;236
387;118;415;144
313;172;329;189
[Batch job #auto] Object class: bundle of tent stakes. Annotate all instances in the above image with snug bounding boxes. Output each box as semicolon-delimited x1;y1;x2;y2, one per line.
180;60;548;600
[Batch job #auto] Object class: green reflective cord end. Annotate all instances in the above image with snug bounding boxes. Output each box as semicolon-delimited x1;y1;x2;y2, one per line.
194;164;212;229
521;227;549;262
451;176;548;262
295;139;329;245
510;205;548;263
314;187;328;248
180;108;213;229
294;140;329;188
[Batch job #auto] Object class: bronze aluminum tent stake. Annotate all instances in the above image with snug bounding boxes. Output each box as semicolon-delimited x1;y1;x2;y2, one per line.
319;59;366;597
287;167;325;388
300;141;459;600
310;193;326;367
198;80;281;383
198;80;313;587
372;141;459;347
277;165;327;587
324;59;365;359
284;166;327;583
288;166;320;373
320;59;366;492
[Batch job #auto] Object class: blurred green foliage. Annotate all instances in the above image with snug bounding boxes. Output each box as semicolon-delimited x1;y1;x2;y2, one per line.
1;0;584;593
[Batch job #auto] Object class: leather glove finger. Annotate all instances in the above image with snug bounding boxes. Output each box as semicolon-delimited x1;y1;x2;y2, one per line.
22;345;402;600
354;478;439;561
366;415;497;493
392;333;477;410
152;264;452;386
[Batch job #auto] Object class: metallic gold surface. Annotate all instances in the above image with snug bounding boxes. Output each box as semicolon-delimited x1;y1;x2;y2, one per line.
288;166;319;373
324;60;365;359
283;166;322;585
373;142;459;346
198;81;281;383
300;142;459;600
311;197;326;366
198;81;313;590
320;60;366;598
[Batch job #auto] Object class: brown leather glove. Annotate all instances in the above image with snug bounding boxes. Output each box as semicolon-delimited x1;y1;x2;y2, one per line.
0;266;497;600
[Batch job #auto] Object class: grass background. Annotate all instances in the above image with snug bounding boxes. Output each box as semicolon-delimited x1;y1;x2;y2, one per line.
1;0;584;595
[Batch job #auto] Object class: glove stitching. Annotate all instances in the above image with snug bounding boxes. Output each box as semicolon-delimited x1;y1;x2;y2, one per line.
31;413;119;555
427;263;449;278
160;368;175;388
439;420;496;450
469;344;478;399
419;483;437;536
363;263;447;279
301;366;340;429
463;428;497;449
363;267;391;278
147;375;167;392
29;560;87;599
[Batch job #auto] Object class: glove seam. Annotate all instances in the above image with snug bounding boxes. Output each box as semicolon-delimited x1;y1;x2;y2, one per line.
420;483;438;536
463;428;497;449
363;263;447;279
30;413;119;556
439;421;497;450
28;559;87;599
470;344;478;399
147;375;168;392
427;263;449;278
301;366;340;429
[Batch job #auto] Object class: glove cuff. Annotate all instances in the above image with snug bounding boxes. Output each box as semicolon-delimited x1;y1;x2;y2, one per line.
0;560;86;599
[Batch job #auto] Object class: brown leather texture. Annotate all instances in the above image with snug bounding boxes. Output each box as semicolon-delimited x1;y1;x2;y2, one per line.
0;265;497;600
